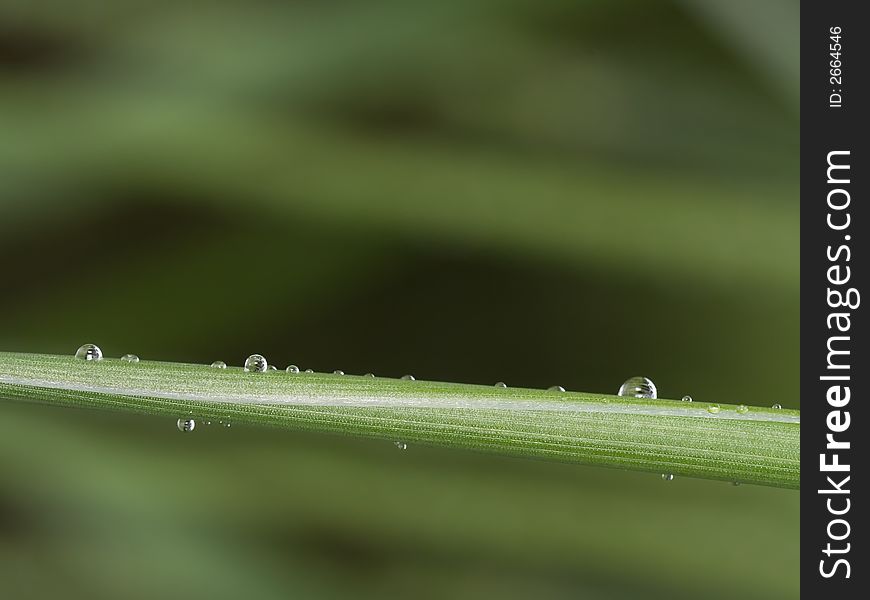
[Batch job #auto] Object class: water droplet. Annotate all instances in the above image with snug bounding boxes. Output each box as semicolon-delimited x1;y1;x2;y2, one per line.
681;395;693;402
707;404;721;414
400;374;416;381
547;385;565;392
177;418;196;433
617;376;657;399
771;403;782;410
210;360;227;369
395;441;408;450
661;473;674;482
333;369;345;375
120;353;139;363
304;369;314;373
494;381;507;388
75;343;103;361
244;354;268;373
225;423;231;428
364;373;375;378
732;481;741;487
268;365;278;371
286;365;300;374
736;405;749;414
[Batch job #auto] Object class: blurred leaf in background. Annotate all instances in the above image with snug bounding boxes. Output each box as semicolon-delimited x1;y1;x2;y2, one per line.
0;1;798;599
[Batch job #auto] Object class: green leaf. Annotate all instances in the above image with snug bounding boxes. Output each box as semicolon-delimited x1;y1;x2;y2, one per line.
0;352;799;488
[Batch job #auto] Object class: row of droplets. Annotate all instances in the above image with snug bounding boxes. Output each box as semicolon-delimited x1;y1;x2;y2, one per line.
176;416;231;433
615;375;782;410
78;345;562;391
74;345;782;414
76;343;139;363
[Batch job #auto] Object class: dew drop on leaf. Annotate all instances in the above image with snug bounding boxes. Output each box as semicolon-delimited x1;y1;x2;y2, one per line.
617;376;657;399
548;385;566;392
681;395;693;402
333;369;345;375
210;361;227;369
401;374;415;381
304;369;314;373
75;344;103;361
244;354;268;373
177;418;196;433
707;404;721;414
494;381;507;388
736;405;749;414
395;441;408;450
268;365;278;371
120;354;139;363
771;403;782;410
286;365;300;374
364;373;375;378
661;473;674;482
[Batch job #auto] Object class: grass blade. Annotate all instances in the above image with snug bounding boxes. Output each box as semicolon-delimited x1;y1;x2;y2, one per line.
0;352;799;488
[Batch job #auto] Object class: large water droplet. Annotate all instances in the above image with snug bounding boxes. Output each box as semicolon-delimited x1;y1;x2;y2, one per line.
771;403;782;410
395;441;408;450
177;418;196;433
244;354;268;373
75;343;103;361
120;354;139;363
494;381;507;388
548;385;566;392
661;473;674;482
617;376;657;399
681;395;693;402
286;365;300;374
707;404;721;414
333;369;345;375
401;374;415;381
210;361;227;369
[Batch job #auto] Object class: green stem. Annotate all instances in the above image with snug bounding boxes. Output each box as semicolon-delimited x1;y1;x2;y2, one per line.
0;352;799;488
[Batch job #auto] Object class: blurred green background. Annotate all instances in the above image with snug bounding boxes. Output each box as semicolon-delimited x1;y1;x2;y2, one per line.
0;1;798;598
